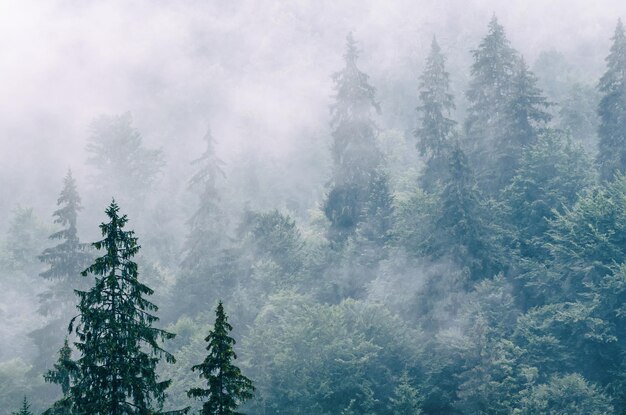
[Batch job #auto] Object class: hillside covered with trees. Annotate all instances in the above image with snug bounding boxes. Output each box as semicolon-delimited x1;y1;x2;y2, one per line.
3;2;626;414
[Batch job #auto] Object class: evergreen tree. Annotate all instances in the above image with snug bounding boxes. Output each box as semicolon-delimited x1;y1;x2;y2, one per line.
434;142;492;281
12;397;33;415
187;301;255;415
182;126;226;272
43;339;76;415
176;126;227;317
86;113;164;206
501;130;592;263
597;19;626;181
357;169;395;247
464;15;518;193
31;171;91;372
415;36;456;192
389;372;423;415
497;57;552;189
47;201;182;414
324;33;382;242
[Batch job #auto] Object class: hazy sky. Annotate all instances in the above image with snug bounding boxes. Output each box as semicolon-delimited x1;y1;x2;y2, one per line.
1;0;625;217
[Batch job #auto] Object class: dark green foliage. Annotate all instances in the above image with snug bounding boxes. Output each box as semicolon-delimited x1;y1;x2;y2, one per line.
324;33;382;241
415;36;456;192
47;201;181;415
43;339;76;415
39;170;89;285
598;19;626;181
537;175;626;301
12;397;33;415
187;302;255;415
31;171;91;374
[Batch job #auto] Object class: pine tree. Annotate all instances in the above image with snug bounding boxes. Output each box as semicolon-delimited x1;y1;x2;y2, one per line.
12;397;33;415
415;36;456;192
497;57;552;189
465;15;518;193
324;33;382;242
30;170;91;373
597;19;626;181
47;201;182;414
188;301;255;415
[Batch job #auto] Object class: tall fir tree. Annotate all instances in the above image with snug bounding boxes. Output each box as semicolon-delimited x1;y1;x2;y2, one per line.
324;33;382;242
187;301;255;415
597;19;626;181
175;126;227;316
434;142;492;281
356;168;394;247
30;170;91;373
12;397;34;415
464;15;518;194
496;57;552;189
43;339;77;415
415;36;457;192
47;201;182;414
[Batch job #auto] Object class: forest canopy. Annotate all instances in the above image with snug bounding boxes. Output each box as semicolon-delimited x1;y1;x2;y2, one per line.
3;2;626;414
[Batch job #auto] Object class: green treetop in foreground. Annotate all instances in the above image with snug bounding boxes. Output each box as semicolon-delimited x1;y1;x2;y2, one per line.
46;201;184;415
188;302;255;415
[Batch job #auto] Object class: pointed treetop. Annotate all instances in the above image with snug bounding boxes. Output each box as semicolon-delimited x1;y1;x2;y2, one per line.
344;32;359;62
12;397;33;415
611;18;626;52
489;14;500;30
430;35;440;53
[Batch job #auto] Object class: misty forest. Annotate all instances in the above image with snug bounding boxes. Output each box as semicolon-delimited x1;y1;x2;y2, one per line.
6;1;626;414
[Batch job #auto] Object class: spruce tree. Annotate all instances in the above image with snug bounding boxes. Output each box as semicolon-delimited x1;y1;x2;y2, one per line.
389;372;423;415
435;142;491;281
597;19;626;181
47;201;182;414
31;170;91;373
324;33;382;242
464;16;518;193
43;339;76;415
497;57;551;189
357;169;394;247
188;301;255;415
12;397;33;415
415;36;456;192
176;126;227;316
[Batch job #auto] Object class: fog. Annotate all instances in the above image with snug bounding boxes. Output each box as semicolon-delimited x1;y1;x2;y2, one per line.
1;0;621;216
2;1;626;414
